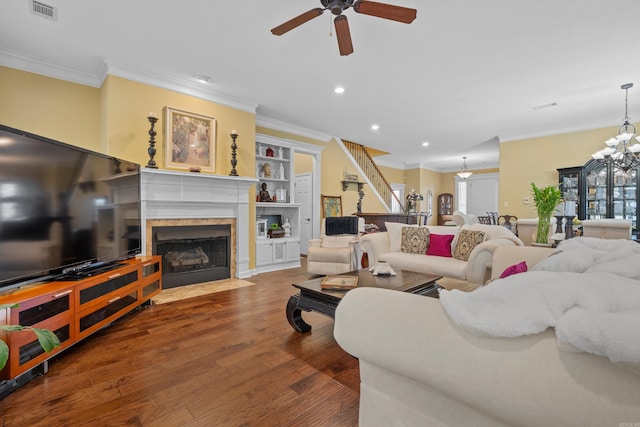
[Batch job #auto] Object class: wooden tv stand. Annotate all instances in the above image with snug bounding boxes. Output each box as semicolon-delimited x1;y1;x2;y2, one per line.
0;256;162;395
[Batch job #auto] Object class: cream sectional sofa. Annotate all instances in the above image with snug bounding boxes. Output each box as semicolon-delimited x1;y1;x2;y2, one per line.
359;222;523;289
334;245;640;426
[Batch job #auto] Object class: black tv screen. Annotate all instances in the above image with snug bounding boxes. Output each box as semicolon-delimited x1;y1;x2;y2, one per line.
0;124;141;290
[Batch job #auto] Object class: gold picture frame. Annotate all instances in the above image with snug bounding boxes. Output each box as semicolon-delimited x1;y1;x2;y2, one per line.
322;195;342;218
165;107;216;172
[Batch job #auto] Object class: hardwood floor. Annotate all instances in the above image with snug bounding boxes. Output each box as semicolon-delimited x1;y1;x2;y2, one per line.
0;260;360;426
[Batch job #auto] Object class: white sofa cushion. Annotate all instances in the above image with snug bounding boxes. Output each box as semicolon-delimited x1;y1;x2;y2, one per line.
380;252;467;280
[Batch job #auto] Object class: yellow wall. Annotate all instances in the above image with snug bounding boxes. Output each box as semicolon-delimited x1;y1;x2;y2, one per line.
377;164;405;185
7;65;634;266
102;75;256;174
0;66;101;150
499;126;625;219
294;152;313;174
2;67;260;268
320;139;388;215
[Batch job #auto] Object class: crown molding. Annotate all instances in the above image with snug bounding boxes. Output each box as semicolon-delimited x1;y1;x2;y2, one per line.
0;47;259;113
500;114;640;144
0;47;104;87
103;59;257;113
372;158;406;169
256;115;332;143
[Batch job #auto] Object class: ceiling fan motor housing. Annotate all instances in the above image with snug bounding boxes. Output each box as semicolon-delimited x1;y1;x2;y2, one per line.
321;0;352;15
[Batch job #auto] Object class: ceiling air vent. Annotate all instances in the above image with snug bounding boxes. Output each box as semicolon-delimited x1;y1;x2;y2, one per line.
30;0;57;21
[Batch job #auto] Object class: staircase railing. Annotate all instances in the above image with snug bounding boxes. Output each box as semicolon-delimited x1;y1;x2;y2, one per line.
342;140;405;212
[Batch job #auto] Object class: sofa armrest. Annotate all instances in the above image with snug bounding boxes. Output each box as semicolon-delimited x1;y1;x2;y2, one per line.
308;239;322;248
490;245;553;280
358;232;390;266
465;239;518;284
334;287;640;427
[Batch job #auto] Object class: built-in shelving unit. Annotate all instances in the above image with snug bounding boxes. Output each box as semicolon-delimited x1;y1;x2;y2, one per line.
255;135;301;273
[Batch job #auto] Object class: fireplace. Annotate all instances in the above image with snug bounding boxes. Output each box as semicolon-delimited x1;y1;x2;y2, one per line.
152;224;231;289
140;169;257;280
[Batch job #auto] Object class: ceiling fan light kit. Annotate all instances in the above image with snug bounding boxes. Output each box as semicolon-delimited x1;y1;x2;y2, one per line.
271;0;417;56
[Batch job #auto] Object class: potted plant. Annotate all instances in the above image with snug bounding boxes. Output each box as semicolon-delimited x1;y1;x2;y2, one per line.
530;183;563;244
0;303;60;371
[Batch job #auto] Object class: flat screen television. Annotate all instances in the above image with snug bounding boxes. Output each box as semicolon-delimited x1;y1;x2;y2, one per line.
0;124;142;291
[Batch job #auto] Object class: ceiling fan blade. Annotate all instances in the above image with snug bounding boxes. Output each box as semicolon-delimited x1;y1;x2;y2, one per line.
354;1;417;24
334;15;354;56
271;8;325;36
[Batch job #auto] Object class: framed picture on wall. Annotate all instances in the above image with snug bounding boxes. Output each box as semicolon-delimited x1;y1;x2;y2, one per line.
322;195;342;218
164;107;216;172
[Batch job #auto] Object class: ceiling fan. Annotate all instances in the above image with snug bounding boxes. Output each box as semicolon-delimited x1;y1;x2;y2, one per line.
271;0;417;56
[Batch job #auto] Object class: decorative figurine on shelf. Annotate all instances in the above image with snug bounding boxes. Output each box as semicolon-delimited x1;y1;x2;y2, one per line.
278;147;283;158
262;162;272;178
278;163;285;180
259;182;272;202
257;143;264;156
266;146;274;157
283;217;291;237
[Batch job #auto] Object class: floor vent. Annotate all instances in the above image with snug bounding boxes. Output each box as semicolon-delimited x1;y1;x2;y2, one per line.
30;0;57;21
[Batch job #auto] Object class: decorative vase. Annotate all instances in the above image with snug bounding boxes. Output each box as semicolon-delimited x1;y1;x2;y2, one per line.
536;215;551;244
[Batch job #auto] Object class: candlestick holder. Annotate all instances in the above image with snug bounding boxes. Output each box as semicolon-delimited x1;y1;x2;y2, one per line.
229;131;239;176
146;115;159;169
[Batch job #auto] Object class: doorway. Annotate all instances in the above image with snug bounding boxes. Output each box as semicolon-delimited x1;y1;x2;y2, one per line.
292;144;323;255
295;172;313;254
456;173;499;216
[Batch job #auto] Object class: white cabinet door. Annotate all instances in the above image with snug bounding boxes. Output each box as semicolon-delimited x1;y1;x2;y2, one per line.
286;240;300;261
256;242;273;266
273;241;286;263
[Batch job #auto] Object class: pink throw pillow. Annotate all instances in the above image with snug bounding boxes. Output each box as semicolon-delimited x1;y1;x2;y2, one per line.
499;261;528;278
426;234;454;257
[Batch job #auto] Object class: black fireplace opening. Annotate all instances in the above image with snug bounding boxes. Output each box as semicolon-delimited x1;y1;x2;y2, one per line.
152;224;231;289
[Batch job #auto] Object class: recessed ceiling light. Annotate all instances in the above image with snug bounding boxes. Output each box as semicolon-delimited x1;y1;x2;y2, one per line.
194;75;211;83
334;86;345;94
371;124;380;131
422;141;430;147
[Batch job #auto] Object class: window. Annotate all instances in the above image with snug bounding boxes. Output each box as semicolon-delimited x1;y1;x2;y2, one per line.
390;184;405;213
456;180;467;213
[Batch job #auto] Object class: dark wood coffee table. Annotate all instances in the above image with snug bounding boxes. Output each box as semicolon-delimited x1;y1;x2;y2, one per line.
286;269;442;333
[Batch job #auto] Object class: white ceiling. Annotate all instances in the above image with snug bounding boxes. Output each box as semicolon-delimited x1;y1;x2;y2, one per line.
1;0;640;172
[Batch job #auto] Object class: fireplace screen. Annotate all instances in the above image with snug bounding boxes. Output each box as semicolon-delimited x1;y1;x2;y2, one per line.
152;224;231;288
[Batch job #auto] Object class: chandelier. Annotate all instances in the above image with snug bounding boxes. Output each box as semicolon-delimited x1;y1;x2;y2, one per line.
592;83;640;172
457;156;472;179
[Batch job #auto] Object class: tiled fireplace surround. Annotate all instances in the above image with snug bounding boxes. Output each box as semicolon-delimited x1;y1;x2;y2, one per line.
140;169;257;279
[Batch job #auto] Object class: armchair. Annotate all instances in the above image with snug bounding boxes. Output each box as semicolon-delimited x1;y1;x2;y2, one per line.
451;211;477;226
306;216;365;275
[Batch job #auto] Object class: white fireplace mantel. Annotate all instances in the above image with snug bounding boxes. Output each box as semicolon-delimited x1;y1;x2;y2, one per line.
140;169;258;278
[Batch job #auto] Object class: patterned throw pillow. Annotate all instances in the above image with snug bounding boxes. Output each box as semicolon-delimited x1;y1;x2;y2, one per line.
400;227;430;254
452;230;486;261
